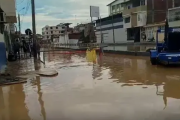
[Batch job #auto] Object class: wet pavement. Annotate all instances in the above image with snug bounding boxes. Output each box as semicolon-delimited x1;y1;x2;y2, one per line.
1;51;180;120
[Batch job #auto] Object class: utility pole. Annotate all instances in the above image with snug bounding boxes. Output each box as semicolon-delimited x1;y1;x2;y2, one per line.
18;14;21;42
152;0;154;23
112;15;115;43
31;0;37;59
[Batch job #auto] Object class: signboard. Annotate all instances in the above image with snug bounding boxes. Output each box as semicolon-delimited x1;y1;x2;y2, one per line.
90;6;99;17
137;12;147;26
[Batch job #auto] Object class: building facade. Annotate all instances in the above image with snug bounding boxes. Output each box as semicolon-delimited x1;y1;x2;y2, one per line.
0;0;16;72
42;23;68;40
96;14;127;43
106;0;180;42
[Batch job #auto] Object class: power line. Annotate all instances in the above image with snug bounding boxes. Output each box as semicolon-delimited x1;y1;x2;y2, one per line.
16;0;25;5
20;0;31;27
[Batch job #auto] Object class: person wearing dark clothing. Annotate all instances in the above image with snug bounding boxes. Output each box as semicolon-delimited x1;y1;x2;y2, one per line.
22;40;28;58
14;40;20;59
36;42;41;59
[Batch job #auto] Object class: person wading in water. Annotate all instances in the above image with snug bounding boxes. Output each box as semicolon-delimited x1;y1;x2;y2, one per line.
13;40;21;59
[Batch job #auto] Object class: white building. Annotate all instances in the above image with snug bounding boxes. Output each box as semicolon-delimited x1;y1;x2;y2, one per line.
107;0;130;16
95;14;127;43
0;0;16;72
42;23;71;41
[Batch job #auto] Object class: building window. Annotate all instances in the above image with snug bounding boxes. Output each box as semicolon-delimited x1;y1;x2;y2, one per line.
120;4;124;11
50;27;53;29
61;31;64;33
127;5;131;9
46;32;48;34
112;5;116;13
47;36;49;38
138;14;141;21
125;17;130;23
62;26;65;29
51;31;53;34
56;27;58;29
116;4;120;12
46;28;48;30
140;0;145;5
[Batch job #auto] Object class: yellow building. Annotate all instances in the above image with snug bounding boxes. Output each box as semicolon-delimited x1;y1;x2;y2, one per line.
144;22;165;42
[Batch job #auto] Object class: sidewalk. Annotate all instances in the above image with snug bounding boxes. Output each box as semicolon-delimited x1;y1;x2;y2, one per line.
2;58;42;76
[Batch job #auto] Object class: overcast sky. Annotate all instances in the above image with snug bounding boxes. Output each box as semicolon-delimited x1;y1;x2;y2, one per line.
16;0;112;34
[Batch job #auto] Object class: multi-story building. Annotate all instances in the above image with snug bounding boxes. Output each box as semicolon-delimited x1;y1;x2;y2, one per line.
168;0;180;28
42;23;71;41
107;0;131;15
121;0;177;42
73;24;86;33
0;0;16;72
106;0;180;42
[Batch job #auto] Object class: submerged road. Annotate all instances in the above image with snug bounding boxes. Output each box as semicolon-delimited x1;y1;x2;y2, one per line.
0;51;180;120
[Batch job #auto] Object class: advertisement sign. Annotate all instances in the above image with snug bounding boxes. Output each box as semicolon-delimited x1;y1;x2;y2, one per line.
90;6;99;18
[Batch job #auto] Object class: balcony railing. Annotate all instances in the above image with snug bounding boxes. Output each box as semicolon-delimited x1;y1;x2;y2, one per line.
168;7;180;22
123;5;147;15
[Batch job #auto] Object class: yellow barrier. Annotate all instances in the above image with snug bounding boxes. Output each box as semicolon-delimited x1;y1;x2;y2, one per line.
86;48;97;63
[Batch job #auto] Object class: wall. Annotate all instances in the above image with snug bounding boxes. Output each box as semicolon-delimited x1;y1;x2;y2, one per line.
0;33;7;72
96;14;127;43
131;14;137;27
96;23;127;43
0;0;16;23
147;0;173;24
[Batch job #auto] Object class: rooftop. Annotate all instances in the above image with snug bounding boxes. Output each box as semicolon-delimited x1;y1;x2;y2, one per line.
107;0;131;6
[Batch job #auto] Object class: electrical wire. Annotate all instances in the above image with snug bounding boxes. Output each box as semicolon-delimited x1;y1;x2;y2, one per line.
20;0;30;27
16;0;25;5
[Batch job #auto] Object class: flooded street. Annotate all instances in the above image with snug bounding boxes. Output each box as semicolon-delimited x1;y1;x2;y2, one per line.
1;51;180;120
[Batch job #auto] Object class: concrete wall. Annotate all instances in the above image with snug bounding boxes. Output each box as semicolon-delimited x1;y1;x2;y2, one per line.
96;22;127;43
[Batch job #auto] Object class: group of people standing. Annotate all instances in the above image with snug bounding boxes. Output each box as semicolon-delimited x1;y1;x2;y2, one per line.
13;39;40;59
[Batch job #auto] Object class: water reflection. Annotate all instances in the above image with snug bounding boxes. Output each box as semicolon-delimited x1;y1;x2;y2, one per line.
0;84;31;120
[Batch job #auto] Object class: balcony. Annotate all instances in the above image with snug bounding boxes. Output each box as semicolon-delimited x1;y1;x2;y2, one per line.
123;5;147;16
168;7;180;27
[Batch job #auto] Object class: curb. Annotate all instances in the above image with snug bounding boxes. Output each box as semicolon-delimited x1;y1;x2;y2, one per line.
40;47;150;57
103;50;149;56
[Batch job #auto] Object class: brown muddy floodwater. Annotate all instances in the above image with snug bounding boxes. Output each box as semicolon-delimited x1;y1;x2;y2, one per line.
1;51;180;120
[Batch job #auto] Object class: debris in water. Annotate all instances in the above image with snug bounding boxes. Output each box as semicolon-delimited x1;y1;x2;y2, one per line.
142;87;148;89
36;69;58;77
121;83;133;87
